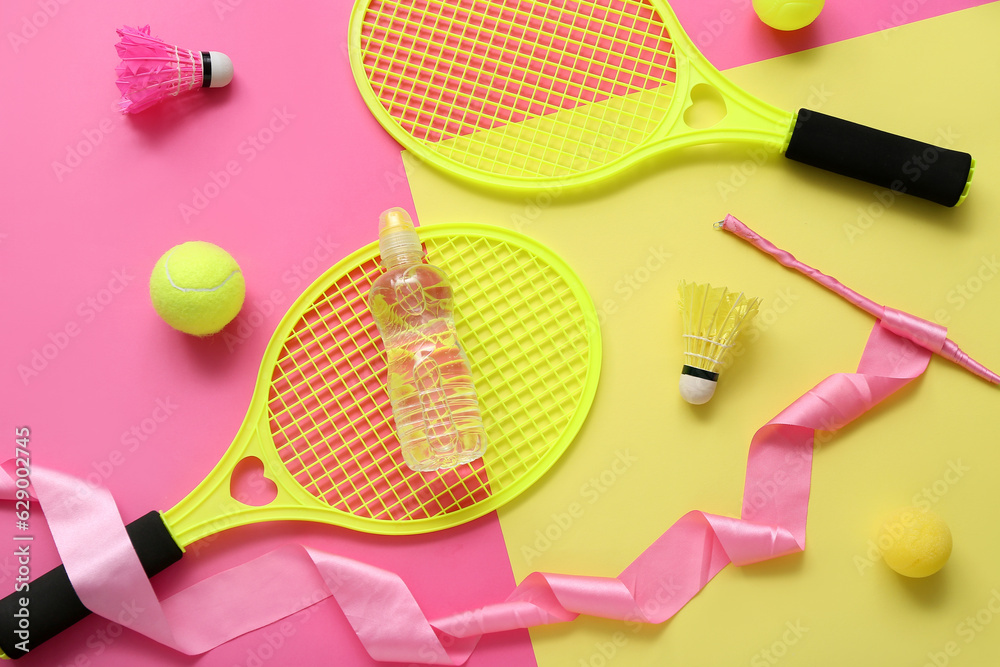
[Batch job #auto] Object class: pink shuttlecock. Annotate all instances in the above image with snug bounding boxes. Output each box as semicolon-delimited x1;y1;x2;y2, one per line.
114;25;233;114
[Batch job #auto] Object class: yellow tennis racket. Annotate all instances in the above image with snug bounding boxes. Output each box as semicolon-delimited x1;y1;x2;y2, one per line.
349;0;974;206
0;222;601;658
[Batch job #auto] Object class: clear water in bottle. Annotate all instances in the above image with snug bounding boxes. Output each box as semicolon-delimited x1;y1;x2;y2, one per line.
368;208;487;471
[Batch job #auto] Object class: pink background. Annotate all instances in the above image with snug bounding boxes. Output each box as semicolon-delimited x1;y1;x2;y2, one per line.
0;0;992;665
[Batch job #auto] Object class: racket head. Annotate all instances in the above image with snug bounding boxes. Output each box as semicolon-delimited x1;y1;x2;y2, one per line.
349;0;793;190
350;0;679;187
165;223;601;542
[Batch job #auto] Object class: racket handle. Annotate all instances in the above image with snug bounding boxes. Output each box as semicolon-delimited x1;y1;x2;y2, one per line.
0;511;183;659
784;109;974;207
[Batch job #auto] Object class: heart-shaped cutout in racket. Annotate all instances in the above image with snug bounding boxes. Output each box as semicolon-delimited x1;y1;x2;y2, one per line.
230;457;279;507
683;83;727;130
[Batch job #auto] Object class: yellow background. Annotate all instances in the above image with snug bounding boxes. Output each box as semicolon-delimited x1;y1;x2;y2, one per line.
408;5;1000;665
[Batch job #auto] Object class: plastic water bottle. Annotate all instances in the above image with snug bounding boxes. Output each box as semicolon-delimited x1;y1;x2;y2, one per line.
368;208;487;471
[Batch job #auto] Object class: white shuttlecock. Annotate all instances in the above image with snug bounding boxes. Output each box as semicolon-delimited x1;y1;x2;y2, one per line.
115;25;234;114
678;281;760;404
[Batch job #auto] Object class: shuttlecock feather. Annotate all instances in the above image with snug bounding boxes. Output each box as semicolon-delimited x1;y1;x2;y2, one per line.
115;25;233;114
678;281;760;404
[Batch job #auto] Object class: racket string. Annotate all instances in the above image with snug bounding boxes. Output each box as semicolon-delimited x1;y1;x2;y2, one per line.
364;4;568;140
268;240;585;521
364;0;668;140
374;0;466;140
435;239;588;478
484;0;628;177
265;238;594;524
360;0;677;176
366;0;675;107
269;262;470;522
363;48;666;176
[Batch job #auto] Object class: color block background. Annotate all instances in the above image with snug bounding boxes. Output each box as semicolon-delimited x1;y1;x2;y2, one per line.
3;1;1000;666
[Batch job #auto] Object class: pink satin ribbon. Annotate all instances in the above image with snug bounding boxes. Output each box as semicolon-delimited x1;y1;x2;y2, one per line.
721;214;999;384
1;317;934;664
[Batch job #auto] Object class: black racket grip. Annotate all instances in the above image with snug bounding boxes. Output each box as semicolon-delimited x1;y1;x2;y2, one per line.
0;511;183;659
784;109;973;207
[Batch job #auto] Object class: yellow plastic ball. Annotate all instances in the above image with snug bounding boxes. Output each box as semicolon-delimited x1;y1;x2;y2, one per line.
878;507;952;578
149;241;245;336
752;0;825;31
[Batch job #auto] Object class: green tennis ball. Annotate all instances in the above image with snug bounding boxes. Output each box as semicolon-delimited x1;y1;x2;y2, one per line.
149;241;246;336
752;0;825;31
878;507;952;578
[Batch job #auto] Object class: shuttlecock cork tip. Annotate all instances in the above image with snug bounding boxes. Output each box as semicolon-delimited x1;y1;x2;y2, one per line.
679;370;718;405
204;51;233;88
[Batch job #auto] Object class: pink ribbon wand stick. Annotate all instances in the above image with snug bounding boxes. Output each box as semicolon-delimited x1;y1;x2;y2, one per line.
718;214;999;385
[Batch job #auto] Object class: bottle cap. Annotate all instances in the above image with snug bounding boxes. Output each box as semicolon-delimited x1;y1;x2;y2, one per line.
378;207;422;263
